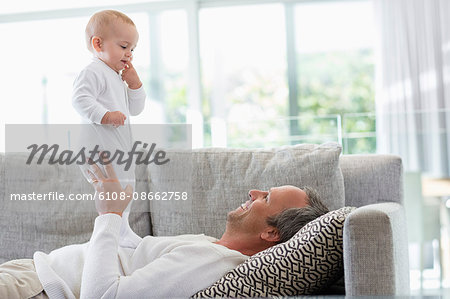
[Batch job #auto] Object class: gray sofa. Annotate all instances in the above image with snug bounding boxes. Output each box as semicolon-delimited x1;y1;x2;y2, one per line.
0;144;410;296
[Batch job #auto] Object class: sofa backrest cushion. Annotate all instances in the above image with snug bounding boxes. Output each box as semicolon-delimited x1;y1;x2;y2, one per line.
147;142;345;238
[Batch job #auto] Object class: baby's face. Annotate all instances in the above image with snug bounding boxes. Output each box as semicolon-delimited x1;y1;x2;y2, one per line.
97;21;139;73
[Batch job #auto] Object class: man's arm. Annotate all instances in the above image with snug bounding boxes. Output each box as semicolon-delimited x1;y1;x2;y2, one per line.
80;214;122;299
81;157;134;298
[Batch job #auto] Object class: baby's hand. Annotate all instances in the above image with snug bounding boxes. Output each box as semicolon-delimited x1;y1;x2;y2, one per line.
101;111;126;127
121;60;142;89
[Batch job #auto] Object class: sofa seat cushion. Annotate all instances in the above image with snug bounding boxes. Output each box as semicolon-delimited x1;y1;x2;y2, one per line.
148;142;345;238
192;206;355;297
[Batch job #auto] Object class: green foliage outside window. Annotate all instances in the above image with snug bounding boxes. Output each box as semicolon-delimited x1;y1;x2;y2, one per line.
166;50;376;153
297;49;376;154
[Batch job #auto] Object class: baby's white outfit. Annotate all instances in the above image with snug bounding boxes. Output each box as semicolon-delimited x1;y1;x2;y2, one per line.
72;57;146;245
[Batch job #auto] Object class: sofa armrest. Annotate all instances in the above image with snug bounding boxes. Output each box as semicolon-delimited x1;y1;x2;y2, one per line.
343;202;410;296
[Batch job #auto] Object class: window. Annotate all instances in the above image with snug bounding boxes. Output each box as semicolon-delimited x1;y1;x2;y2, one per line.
0;17;90;127
294;1;376;153
199;4;287;147
132;10;189;125
0;0;376;152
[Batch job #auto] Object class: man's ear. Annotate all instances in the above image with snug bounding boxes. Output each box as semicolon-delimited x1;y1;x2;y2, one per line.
92;36;102;52
260;226;280;243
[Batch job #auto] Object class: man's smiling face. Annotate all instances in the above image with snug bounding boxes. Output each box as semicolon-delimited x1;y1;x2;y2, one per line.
226;185;309;235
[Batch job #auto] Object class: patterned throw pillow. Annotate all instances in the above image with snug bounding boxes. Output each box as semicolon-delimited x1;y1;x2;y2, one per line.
192;206;356;297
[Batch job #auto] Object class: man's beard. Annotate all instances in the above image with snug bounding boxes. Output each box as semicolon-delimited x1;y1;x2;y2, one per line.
226;209;246;230
226;209;264;238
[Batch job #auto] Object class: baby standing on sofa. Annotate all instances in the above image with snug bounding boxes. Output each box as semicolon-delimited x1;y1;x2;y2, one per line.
72;10;146;246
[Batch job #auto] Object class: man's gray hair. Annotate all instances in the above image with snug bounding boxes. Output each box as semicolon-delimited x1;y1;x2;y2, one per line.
266;186;329;243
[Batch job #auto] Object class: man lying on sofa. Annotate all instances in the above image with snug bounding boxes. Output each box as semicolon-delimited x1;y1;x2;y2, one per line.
0;158;329;299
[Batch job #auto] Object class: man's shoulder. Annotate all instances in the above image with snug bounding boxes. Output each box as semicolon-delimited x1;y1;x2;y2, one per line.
171;235;247;259
142;234;216;245
171;234;217;242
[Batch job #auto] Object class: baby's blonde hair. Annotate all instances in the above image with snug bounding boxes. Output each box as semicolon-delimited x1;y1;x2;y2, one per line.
85;10;135;52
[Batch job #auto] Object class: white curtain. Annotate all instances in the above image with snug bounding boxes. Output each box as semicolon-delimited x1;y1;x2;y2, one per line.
374;0;450;177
